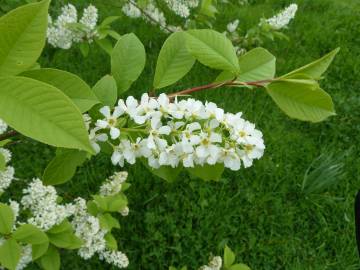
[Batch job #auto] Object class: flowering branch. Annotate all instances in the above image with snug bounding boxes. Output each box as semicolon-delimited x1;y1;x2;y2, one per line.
167;78;275;98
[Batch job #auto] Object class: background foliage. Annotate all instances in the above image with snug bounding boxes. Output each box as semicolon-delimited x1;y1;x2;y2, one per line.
5;0;360;269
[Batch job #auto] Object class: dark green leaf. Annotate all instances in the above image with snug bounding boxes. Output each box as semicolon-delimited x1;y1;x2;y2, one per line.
187;163;224;181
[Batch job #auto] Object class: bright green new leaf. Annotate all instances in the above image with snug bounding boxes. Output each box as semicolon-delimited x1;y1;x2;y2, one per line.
92;75;118;107
237;47;276;82
32;241;49;260
0;151;5;172
230;264;251;270
100;16;120;27
0;203;14;234
111;33;146;94
142;160;183;182
47;220;72;235
187;163;224;181
93;194;128;212
79;43;90;58
99;213;121;231
39;245;60;270
21;68;99;113
224;245;236;268
284;48;340;79
0;77;94;153
185;29;240;73
96;38;114;55
153;32;195;89
13;224;48;245
0;238;21;270
105;232;118;250
47;230;83;250
43;149;88;185
266;80;335;122
0;0;49;76
199;0;218;18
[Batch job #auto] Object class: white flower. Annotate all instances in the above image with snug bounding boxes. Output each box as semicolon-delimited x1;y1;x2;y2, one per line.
164;0;190;18
120;206;129;217
16;245;33;270
99;250;129;268
266;3;298;30
9;200;20;223
89;128;108;154
96;106;125;139
122;3;141;18
0;148;11;163
227;19;239;33
0;118;7;135
100;171;128;196
21;179;74;230
0;166;15;194
195;132;222;164
199;256;222;270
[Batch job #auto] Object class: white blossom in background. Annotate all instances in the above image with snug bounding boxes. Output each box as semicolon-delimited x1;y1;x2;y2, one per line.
9;200;20;223
16;245;33;270
199;256;222;270
91;93;265;171
21;179;74;230
47;4;99;49
99;250;129;269
164;0;190;18
266;3;298;30
0;148;15;194
99;171;128;196
0;118;7;135
227;19;239;33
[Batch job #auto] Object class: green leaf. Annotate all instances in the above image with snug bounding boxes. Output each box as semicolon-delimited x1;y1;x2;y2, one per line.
199;0;218;18
187;163;224;181
39;245;60;270
0;76;94;153
0;0;50;76
229;264;251;270
32;241;49;260
142;160;182;182
93;194;128;212
79;43;90;58
104;232;118;250
284;48;340;79
0;203;14;234
100;16;120;27
47;230;83;250
92;75;118;107
224;245;236;268
153;32;195;89
42;149;88;185
99;213;120;231
0;151;5;172
96;38;114;55
21;68;99;113
13;224;48;245
266;80;335;122
185;29;239;73
111;33;146;94
46;220;72;235
0;238;21;270
237;47;276;82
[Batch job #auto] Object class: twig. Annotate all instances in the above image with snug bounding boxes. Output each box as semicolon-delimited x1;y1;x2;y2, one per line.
0;130;18;141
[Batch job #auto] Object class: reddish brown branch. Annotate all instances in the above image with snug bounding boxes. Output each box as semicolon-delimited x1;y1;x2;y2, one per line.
0;130;18;141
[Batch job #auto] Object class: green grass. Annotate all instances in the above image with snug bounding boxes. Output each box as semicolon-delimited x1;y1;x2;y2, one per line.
6;0;360;269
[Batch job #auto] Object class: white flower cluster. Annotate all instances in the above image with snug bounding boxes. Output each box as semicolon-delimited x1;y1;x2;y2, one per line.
16;245;33;270
227;19;240;33
199;256;222;270
0;118;7;135
122;0;198;32
21;179;74;230
100;171;128;197
47;4;99;49
164;0;199;18
71;198;129;268
266;3;298;30
0;148;15;194
92;93;265;171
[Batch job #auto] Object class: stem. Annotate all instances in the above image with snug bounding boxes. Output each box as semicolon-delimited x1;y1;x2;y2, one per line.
0;130;18;141
127;0;175;33
167;78;274;98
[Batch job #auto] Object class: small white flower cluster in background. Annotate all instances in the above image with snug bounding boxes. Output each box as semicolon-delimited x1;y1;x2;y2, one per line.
91;93;265;171
21;178;75;230
47;4;99;49
266;3;298;30
100;171;128;196
122;0;199;32
0;148;15;194
0;118;7;135
16;245;33;270
227;19;240;33
199;256;222;270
